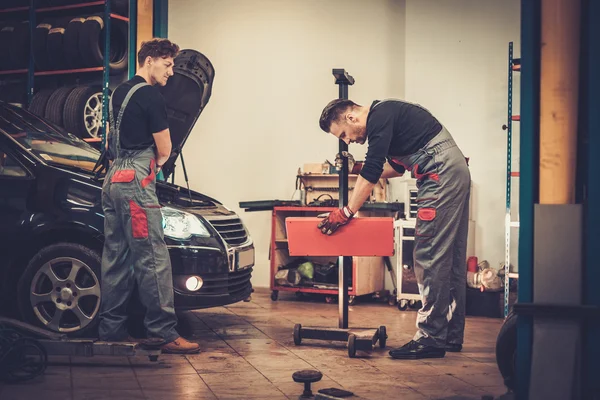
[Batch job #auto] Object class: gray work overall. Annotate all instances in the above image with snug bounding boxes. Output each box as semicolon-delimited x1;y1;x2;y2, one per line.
392;127;471;348
98;83;178;342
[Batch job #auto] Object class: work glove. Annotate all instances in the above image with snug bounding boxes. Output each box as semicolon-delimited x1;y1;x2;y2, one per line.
317;206;354;235
335;152;364;174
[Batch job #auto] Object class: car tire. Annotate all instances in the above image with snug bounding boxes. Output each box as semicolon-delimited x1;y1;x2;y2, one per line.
63;85;107;138
46;17;72;71
28;88;55;117
79;15;128;74
33;20;54;71
63;16;86;69
9;21;30;70
0;22;14;71
17;243;102;338
496;310;517;391
44;86;76;127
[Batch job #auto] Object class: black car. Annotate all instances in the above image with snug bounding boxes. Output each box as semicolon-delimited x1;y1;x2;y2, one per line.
0;50;254;337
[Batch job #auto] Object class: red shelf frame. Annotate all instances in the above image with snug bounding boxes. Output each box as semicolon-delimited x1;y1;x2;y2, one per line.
0;6;29;13
270;206;358;296
35;67;103;76
36;2;129;22
36;1;104;12
0;69;28;75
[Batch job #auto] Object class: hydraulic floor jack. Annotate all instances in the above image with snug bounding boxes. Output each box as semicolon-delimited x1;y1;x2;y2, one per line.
0;316;162;383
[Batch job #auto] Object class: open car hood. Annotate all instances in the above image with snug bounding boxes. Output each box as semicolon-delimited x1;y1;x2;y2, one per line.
158;49;215;180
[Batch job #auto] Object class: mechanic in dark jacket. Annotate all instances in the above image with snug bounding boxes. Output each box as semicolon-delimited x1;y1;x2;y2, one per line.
100;38;200;354
318;99;471;359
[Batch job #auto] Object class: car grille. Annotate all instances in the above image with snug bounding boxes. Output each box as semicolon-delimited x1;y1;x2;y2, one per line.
209;217;248;246
198;268;253;296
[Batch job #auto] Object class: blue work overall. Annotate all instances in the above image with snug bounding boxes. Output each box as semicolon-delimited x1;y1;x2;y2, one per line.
98;83;178;343
392;127;471;348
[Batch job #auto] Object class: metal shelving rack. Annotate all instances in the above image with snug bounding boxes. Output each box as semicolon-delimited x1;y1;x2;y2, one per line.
0;0;136;146
501;41;521;317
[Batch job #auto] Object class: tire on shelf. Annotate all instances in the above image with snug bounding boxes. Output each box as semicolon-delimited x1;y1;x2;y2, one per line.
0;23;14;71
112;0;129;16
33;20;54;71
28;89;55;118
63;85;107;139
78;15;128;74
44;86;77;128
45;17;72;71
63;16;86;70
9;21;30;70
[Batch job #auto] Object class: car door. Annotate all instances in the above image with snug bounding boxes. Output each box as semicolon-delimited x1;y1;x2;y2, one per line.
0;144;36;266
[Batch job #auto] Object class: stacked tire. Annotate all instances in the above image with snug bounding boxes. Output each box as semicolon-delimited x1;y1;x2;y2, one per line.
28;85;109;139
0;20;31;71
34;13;128;74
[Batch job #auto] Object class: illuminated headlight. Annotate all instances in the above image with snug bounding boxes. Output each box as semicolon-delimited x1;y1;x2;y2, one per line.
161;206;210;240
185;276;203;291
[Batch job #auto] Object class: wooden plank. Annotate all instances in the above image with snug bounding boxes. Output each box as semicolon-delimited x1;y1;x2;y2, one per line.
136;0;154;72
540;0;580;204
286;217;394;257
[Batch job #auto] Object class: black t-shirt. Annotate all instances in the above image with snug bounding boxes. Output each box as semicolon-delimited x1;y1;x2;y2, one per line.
360;99;442;183
111;75;169;150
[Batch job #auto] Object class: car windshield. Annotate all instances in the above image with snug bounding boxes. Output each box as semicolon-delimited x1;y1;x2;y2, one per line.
0;103;100;172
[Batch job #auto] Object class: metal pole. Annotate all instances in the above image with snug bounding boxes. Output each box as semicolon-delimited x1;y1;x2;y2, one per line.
101;0;112;151
332;69;354;330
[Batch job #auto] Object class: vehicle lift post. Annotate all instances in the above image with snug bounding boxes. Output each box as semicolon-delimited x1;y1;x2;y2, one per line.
0;316;162;382
292;69;387;358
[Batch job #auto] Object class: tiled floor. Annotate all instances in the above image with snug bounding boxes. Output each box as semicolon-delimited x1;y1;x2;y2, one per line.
0;288;510;400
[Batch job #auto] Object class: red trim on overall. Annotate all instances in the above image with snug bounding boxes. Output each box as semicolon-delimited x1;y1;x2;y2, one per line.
417;208;436;221
413;164;440;182
111;169;135;183
391;159;439;182
141;159;156;188
129;200;148;239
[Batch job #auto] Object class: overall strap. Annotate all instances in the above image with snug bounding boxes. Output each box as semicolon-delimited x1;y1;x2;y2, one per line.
109;82;149;155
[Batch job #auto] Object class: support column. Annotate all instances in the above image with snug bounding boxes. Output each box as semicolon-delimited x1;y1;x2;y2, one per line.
528;0;583;399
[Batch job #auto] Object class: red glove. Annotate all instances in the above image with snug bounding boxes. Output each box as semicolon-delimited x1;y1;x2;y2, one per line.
318;206;354;235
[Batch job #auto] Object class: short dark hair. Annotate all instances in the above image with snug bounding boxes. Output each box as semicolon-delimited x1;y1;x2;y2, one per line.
137;38;180;66
319;99;359;132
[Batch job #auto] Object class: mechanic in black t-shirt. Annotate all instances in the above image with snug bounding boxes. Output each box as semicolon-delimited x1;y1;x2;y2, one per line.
99;39;200;354
318;99;471;360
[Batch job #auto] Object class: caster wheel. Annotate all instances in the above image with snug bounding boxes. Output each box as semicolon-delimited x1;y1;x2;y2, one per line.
347;334;357;358
148;355;159;362
348;296;357;305
294;324;302;346
271;291;279;301
409;299;417;308
398;299;408;311
379;326;387;349
295;292;305;300
243;295;252;302
325;296;336;304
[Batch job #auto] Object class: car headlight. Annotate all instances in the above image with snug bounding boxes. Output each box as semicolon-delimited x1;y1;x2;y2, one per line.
161;206;210;240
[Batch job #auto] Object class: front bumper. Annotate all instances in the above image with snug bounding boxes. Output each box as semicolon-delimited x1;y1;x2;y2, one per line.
167;244;254;309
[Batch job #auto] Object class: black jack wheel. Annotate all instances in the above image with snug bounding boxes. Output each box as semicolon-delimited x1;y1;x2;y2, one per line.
379;326;387;349
347;334;357;358
270;290;278;301
293;324;302;346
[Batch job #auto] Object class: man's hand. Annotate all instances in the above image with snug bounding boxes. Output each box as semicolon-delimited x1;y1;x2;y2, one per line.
317;206;354;235
334;151;355;172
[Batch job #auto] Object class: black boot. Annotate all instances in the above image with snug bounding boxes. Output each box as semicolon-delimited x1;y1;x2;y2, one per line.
445;343;463;352
388;340;446;360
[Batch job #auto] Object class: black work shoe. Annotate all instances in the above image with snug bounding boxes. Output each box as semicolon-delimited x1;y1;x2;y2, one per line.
445;343;463;352
388;340;446;360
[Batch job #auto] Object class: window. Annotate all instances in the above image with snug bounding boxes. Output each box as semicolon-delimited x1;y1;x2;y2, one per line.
0;151;27;178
